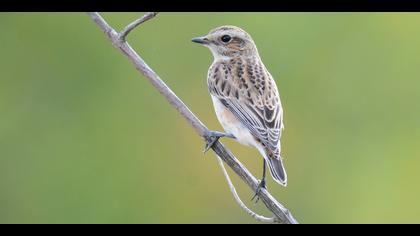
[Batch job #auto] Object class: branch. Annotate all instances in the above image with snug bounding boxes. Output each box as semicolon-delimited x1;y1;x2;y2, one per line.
87;12;298;224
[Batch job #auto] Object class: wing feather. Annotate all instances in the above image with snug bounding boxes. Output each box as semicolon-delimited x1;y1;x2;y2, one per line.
209;60;284;157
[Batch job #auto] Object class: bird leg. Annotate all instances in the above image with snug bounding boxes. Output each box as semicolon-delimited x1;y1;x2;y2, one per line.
251;159;267;203
203;130;235;153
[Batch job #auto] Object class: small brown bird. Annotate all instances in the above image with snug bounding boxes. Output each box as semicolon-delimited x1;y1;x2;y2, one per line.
192;26;288;196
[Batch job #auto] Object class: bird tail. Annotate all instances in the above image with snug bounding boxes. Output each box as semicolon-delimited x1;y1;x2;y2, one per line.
266;155;288;187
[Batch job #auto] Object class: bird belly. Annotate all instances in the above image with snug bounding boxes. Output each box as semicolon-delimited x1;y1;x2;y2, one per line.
211;96;257;147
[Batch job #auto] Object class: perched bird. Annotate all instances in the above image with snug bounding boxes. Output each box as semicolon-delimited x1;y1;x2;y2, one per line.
192;25;288;196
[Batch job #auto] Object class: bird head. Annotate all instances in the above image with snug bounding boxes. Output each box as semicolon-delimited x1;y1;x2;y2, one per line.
192;25;258;60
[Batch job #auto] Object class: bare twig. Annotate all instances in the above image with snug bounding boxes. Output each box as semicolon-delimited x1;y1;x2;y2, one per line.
87;12;298;224
119;12;159;41
215;155;275;223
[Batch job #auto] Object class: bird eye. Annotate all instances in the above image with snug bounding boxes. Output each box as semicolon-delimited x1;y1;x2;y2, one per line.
221;35;232;43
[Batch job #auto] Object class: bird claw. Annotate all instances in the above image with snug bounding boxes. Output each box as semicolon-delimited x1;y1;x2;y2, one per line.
251;179;266;204
203;131;234;154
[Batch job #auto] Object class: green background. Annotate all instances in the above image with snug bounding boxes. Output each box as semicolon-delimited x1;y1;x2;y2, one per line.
0;13;419;223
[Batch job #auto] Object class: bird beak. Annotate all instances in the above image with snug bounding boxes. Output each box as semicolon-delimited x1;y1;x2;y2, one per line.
191;36;209;44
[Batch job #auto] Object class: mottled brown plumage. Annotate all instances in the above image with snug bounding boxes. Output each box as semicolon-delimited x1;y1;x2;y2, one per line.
193;25;287;187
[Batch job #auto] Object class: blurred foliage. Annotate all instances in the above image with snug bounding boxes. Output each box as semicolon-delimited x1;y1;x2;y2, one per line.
0;13;420;223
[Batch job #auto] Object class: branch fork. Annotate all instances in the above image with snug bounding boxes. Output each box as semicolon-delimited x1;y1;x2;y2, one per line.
87;12;298;224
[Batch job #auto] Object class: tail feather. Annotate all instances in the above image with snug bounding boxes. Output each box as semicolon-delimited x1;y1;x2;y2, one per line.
266;156;287;187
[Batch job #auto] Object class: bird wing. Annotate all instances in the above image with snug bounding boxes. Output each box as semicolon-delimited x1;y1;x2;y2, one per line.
209;62;284;156
218;97;283;155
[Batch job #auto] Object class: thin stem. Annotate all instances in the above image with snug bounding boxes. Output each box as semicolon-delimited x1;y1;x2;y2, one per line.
216;155;276;223
119;12;159;41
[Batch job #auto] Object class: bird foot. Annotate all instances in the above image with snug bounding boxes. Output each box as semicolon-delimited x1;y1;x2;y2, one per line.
251;179;266;204
203;130;235;154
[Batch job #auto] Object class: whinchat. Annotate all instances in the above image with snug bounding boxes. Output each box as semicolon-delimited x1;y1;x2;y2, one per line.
192;26;288;195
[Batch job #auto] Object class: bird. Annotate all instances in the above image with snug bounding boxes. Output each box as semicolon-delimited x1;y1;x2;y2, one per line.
192;25;288;198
